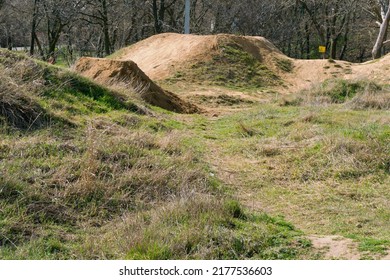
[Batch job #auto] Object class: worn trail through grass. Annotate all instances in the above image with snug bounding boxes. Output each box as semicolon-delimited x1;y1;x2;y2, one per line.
186;100;390;260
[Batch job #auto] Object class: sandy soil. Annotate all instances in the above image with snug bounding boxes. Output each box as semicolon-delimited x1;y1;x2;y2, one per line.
109;33;390;96
111;33;284;81
308;235;361;260
75;33;390;115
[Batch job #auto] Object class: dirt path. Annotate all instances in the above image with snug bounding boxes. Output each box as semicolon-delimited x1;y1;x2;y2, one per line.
309;235;390;260
308;235;361;260
200;112;390;260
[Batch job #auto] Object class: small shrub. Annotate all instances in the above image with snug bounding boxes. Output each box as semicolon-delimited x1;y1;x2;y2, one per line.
225;200;246;219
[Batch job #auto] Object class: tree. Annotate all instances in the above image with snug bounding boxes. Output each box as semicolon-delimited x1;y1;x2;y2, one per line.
371;0;390;58
297;0;358;59
0;0;388;62
81;0;120;56
30;0;40;56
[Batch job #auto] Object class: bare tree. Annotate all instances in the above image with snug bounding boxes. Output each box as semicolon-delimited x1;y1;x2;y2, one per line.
0;0;388;62
371;0;390;58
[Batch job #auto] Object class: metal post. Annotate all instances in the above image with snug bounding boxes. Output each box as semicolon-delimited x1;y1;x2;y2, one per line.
184;0;190;34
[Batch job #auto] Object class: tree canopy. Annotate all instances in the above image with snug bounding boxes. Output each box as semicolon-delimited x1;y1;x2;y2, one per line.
0;0;389;62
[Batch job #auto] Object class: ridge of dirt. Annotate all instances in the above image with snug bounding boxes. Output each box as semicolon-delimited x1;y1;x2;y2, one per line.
281;55;390;93
110;33;390;96
110;33;287;81
74;57;200;114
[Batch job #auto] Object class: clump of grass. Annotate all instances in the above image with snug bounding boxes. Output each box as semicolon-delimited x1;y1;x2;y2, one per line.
310;79;364;103
86;197;309;260
0;76;47;129
191;94;254;107
274;58;294;72
237;121;260;137
347;86;390;110
281;79;388;108
279;96;303;106
358;238;390;255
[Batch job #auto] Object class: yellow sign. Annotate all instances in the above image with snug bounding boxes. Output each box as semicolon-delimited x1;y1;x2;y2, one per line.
319;46;326;53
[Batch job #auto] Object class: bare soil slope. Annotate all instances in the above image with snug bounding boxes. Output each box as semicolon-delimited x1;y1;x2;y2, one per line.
74;57;199;114
110;33;390;94
282;55;390;93
352;54;390;84
110;33;288;81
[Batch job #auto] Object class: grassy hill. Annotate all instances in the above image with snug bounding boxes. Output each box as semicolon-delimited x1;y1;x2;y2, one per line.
1;46;389;260
0;49;312;259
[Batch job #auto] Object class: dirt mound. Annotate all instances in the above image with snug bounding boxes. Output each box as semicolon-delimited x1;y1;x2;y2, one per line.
107;33;390;96
110;33;289;84
352;53;390;84
281;55;390;93
74;57;200;114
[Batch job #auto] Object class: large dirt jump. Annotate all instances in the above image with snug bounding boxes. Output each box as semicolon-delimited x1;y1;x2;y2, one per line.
110;33;390;93
74;57;200;114
110;33;287;81
76;33;390;115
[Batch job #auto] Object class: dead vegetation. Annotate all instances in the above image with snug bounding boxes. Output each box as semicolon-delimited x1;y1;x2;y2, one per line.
0;76;46;129
280;79;390;110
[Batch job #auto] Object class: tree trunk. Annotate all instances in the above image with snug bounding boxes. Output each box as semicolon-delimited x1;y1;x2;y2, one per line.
33;32;45;58
372;1;390;59
152;0;164;33
305;22;310;59
48;26;63;57
30;0;39;56
6;32;12;50
329;38;338;59
184;0;190;34
102;0;111;56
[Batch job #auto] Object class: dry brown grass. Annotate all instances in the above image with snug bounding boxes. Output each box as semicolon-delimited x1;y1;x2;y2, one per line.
0;74;46;129
281;79;389;109
348;88;390;110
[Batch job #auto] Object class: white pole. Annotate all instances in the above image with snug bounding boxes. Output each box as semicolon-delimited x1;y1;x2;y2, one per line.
184;0;190;34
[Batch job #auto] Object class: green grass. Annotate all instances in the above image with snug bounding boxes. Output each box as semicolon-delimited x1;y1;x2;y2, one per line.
0;49;313;260
274;58;294;72
2;48;389;260
193;102;389;258
166;43;281;90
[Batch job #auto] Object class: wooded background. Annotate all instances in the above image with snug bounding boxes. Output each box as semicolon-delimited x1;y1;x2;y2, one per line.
1;0;389;63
